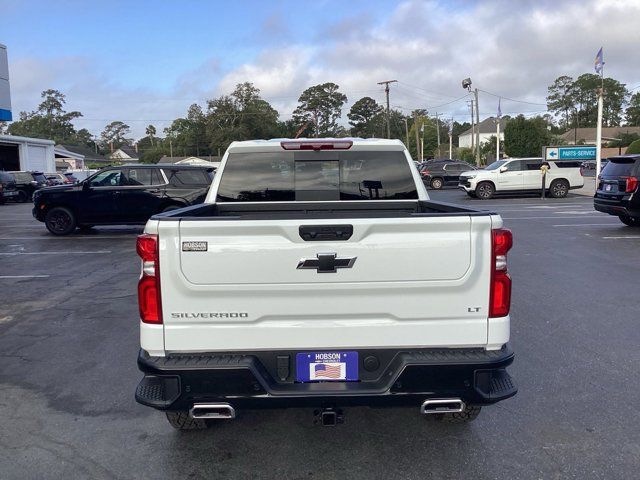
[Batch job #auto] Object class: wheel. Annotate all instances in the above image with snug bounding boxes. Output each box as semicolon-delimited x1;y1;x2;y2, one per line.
619;215;640;227
475;182;495;200
161;205;181;213
45;207;77;235
165;411;208;430
16;189;29;203
549;179;569;198
430;177;444;190
432;405;482;424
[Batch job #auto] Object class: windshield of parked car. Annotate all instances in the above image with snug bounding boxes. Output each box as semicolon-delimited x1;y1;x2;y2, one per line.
485;160;508;171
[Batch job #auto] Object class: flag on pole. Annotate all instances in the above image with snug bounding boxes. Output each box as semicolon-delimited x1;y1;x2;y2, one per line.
497;98;502;119
594;47;604;75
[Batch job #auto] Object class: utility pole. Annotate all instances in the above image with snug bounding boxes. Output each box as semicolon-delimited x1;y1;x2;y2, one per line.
377;80;397;139
435;111;441;151
413;111;420;161
474;88;480;166
449;118;453;160
403;117;409;148
595;47;605;175
468;101;475;154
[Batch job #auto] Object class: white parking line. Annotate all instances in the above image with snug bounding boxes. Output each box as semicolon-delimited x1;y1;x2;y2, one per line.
0;236;135;240
602;236;640;239
0;275;50;279
503;215;608;220
553;223;621;227
0;250;111;255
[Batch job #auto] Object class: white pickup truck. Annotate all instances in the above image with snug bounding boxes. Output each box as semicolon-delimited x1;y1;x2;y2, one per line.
135;138;517;429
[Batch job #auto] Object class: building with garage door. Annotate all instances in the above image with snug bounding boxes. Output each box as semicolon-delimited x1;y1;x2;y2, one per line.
0;134;56;172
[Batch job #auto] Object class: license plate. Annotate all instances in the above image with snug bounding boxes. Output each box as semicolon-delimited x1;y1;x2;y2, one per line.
605;184;612;191
296;351;358;382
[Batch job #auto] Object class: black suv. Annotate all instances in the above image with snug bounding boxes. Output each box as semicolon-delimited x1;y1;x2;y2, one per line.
33;164;215;235
420;160;477;189
7;171;48;202
0;171;20;203
594;155;640;227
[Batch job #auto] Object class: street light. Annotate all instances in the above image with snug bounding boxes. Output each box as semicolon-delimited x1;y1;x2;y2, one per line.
462;77;480;166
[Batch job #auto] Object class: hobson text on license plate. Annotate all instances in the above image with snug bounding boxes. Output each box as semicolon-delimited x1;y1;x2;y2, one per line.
295;351;358;382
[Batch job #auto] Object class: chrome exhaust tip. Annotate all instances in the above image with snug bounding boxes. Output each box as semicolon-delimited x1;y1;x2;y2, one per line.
189;403;236;420
420;398;465;414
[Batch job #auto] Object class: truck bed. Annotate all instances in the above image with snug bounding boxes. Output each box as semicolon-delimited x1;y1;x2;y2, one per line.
152;200;494;221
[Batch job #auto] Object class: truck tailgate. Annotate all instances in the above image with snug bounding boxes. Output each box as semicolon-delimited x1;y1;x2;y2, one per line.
159;215;493;352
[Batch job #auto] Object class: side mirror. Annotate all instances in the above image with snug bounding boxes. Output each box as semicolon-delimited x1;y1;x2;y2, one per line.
499;166;508;173
82;181;91;191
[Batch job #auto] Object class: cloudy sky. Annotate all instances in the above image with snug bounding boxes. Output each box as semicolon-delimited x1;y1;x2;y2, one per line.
2;0;640;138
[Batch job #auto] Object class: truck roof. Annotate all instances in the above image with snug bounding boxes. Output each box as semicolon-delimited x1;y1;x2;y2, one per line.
227;138;406;153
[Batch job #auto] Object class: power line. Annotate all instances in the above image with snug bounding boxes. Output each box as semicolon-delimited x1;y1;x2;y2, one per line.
396;81;461;100
478;89;547;106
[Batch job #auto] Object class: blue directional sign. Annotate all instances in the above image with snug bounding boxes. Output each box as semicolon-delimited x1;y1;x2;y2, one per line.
0;44;11;121
545;146;596;161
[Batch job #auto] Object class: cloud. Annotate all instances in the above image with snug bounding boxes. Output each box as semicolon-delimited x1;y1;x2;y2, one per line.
216;0;640;123
6;0;640;138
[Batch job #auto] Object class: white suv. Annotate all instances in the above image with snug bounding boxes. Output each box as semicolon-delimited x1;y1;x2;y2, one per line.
458;158;584;199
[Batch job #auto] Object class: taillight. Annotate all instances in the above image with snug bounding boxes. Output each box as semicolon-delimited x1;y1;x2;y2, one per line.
623;176;638;193
490;228;513;318
280;140;353;151
136;234;162;324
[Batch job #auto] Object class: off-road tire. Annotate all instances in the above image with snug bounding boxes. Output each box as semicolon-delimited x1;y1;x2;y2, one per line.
619;215;640;227
45;207;77;236
165;411;208;430
549;179;570;198
430;177;444;190
16;189;29;203
475;182;495;200
433;405;482;423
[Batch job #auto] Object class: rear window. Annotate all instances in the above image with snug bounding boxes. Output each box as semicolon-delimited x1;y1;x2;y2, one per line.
216;151;418;202
600;157;639;177
165;169;211;187
554;161;582;169
32;173;47;183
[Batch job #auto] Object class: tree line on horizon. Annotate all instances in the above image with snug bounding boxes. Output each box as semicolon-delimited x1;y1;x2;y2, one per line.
1;73;639;165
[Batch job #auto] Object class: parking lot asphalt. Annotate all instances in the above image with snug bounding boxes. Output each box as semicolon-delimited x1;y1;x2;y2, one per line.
1;191;639;480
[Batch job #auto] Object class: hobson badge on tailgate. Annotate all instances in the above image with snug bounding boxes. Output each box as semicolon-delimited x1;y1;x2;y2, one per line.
182;241;208;252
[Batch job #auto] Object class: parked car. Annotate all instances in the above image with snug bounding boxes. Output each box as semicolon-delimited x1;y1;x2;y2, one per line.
8;171;48;202
593;154;640;227
134;138;517;430
0;171;19;203
421;160;477;189
45;173;72;185
63;172;79;184
458;158;584;199
33;164;215;235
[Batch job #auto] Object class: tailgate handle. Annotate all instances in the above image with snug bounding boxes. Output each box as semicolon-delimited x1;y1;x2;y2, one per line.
299;225;353;241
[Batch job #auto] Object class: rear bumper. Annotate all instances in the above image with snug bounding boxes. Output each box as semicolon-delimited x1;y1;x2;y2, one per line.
135;345;517;411
594;196;639;217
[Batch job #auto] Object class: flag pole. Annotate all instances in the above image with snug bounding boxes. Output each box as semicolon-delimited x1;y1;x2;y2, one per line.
496;98;501;161
595;49;604;176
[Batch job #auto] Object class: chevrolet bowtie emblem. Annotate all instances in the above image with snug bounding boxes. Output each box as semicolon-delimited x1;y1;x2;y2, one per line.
297;253;357;273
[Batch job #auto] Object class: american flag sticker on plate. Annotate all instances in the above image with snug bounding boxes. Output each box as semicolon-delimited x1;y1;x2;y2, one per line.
310;362;345;380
